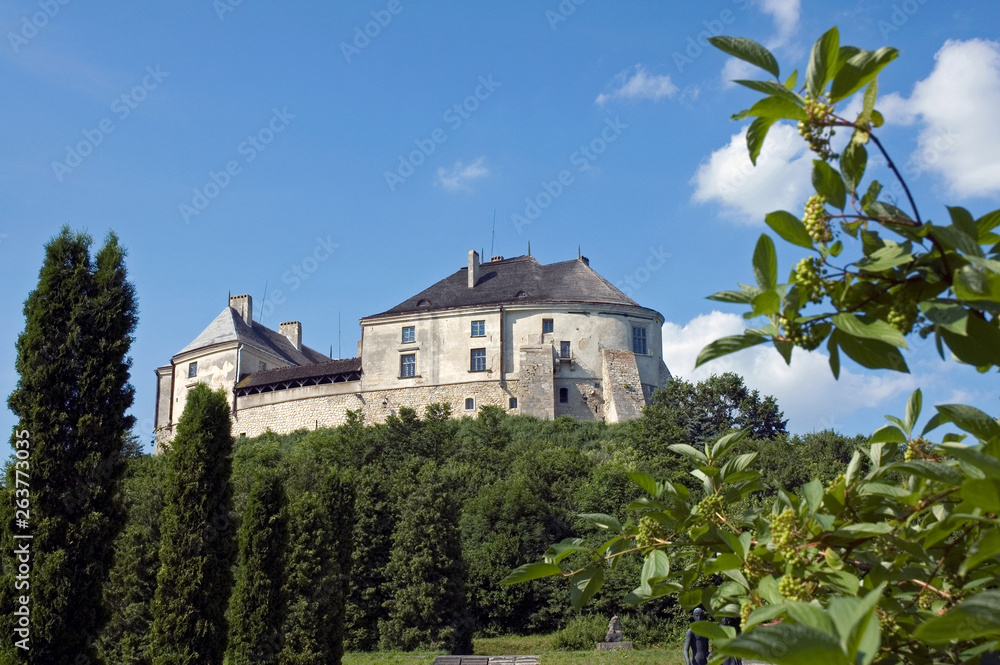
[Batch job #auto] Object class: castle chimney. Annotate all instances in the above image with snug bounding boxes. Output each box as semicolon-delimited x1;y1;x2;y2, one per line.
279;321;302;351
468;250;479;288
230;294;253;323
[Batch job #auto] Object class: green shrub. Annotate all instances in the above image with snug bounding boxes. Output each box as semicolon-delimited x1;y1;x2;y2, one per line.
551;615;607;651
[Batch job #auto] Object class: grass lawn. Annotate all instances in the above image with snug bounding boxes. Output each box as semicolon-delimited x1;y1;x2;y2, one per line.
343;634;684;665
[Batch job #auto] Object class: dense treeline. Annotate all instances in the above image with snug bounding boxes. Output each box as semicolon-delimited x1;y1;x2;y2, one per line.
85;372;871;660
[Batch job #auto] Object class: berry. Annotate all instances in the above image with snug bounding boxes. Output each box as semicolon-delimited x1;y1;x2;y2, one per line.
693;493;727;524
778;573;816;602
770;508;802;562
636;515;668;548
887;292;918;334
904;437;933;461
797;96;838;160
803;194;833;244
794;257;825;304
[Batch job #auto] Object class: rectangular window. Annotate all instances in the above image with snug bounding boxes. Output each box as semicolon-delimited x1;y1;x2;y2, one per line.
509;397;518;409
402;326;415;343
465;398;475;410
471;320;485;337
559;387;569;403
632;326;648;355
542;318;554;333
471;348;486;372
188;362;197;378
400;354;415;377
560;341;571;358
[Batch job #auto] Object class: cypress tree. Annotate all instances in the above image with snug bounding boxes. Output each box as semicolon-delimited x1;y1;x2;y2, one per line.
344;465;394;651
150;384;236;665
96;453;167;664
280;468;354;665
1;228;137;663
227;468;288;665
379;461;473;654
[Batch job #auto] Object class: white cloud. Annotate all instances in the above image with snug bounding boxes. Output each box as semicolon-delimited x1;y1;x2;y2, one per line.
881;39;1000;198
690;123;812;223
661;312;917;432
720;57;759;89
755;0;800;45
596;65;678;105
435;157;489;191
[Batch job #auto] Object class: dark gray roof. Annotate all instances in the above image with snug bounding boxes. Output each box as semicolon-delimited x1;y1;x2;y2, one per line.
175;307;329;366
236;357;362;389
365;255;639;319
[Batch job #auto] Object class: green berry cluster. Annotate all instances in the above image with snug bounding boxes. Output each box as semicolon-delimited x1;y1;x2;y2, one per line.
636;515;668;548
797;96;837;159
887;293;919;334
770;508;802;562
778;313;825;351
778;573;816;602
693;493;726;524
917;589;935;610
740;598;754;625
794;257;825;304
804;194;833;243
742;550;767;584
904;437;933;461
877;609;900;637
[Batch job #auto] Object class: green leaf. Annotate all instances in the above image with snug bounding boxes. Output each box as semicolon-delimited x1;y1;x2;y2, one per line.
734;79;803;103
830;47;899;102
948;205;978;239
961;530;1000;574
920;301;968;334
913;591;1000;643
869;424;905;444
827;332;841;379
502;561;563;585
705;552;743;575
570;566;604;609
753;234;777;289
628;472;660;498
830;522;892;538
976;209;1000;239
828;586;884;665
939;313;1000;368
751;290;781;316
745;602;789;630
807;27;840;98
695;333;768;369
934;225;984;257
885;460;962;485
812;160;847;211
690;620;732;640
709;36;780;80
639;549;670;594
765;210;815;249
708;290;755;304
579;513;623;533
939;442;1000;480
861;78;878;121
716;623;846;665
668;443;708;463
543;537;590;565
856;241;912;272
867;200;912;225
961;479;1000;512
954;266;1000;301
832;313;908;348
802;479;823;512
936;404;1000;444
746;116;776;166
904;388;922;435
746;95;808;121
840;141;867;195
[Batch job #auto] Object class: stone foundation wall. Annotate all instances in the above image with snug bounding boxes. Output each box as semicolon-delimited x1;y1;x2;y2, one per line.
602;349;646;422
231;380;521;438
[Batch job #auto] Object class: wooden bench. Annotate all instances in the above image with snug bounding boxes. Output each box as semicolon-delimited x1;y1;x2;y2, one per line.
433;656;540;665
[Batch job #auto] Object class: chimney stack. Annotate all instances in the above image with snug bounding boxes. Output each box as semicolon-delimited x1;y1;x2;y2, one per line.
468;250;480;288
279;321;302;351
230;294;253;323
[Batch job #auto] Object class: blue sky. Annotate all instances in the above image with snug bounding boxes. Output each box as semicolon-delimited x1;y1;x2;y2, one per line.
1;0;998;451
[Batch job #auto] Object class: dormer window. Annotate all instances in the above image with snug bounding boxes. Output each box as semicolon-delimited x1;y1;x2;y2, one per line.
516;291;529;298
417;299;431;307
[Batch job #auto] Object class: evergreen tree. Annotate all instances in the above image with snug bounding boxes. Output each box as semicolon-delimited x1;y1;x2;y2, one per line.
280;468;354;665
379;461;473;654
97;453;168;665
150;384;237;665
344;465;395;651
1;228;137;663
227;468;288;665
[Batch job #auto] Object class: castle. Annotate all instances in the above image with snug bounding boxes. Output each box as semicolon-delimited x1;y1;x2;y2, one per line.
153;250;670;451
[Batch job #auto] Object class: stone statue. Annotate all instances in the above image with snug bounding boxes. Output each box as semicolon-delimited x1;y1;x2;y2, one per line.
604;615;623;642
683;608;710;665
